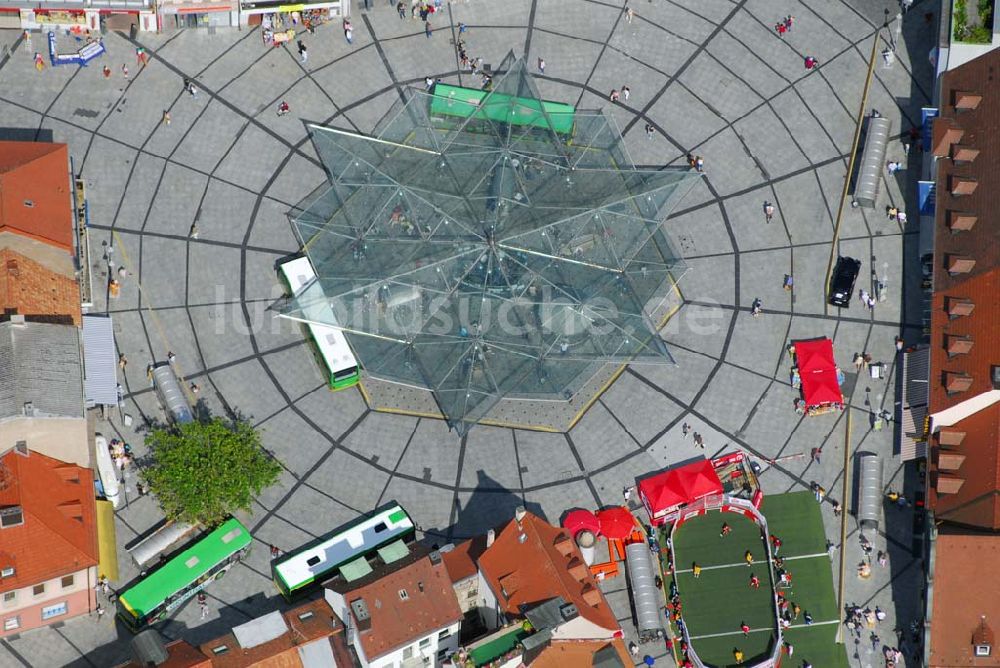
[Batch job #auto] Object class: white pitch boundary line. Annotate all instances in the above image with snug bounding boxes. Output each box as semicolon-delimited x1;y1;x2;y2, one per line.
688;619;840;640
674;551;830;574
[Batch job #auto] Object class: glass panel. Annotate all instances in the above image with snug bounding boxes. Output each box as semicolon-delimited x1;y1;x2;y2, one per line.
283;54;699;435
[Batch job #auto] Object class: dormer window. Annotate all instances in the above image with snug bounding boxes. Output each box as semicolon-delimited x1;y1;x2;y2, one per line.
976;644;992;657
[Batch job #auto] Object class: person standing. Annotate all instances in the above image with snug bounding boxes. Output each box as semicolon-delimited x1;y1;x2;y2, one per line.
744;550;754;566
645;123;655;139
622;86;630;102
692;562;702;578
749;574;760;589
122;63;129;79
397;2;406;19
740;622;750;636
344;19;353;44
771;534;782;554
764;201;774;222
537;57;545;74
720;522;731;537
162;110;171;126
424;20;432;38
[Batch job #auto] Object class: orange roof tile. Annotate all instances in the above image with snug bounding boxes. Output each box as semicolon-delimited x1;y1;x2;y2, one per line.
115;639;212;668
929;404;1000;531
928;532;1000;667
442;535;486;584
342;553;463;662
529;638;631;668
928;267;1000;413
0;449;98;591
0;249;81;325
477;511;619;631
0;142;73;252
199;599;348;668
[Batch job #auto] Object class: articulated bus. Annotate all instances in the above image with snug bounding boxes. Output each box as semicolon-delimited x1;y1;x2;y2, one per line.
272;502;415;600
116;518;252;633
428;83;576;136
278;256;360;391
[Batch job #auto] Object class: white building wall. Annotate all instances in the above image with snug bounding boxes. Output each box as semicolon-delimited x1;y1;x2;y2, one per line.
477;570;502;631
366;621;461;668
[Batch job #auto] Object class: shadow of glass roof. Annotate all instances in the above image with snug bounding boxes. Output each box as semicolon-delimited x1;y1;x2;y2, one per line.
281;53;700;435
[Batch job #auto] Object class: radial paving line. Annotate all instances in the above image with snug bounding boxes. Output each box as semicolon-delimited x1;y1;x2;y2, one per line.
112;230;196;403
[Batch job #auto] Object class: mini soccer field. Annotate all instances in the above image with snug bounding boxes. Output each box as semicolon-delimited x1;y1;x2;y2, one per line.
666;492;849;668
671;510;776;666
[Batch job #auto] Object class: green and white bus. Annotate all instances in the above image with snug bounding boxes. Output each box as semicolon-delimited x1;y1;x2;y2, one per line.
278;256;360;391
116;518;252;633
272;502;415;600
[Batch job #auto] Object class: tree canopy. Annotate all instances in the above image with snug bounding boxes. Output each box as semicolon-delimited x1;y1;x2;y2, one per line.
142;417;280;526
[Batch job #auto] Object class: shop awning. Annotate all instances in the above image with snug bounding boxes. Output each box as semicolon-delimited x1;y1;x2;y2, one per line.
95;499;119;582
82;315;119;407
376;539;409;565
340;556;373;582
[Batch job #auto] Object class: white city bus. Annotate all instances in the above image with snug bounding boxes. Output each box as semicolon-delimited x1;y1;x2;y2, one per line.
278;256;360;391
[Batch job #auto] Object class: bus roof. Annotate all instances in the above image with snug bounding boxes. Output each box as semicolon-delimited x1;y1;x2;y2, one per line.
119;518;251;618
430;83;575;135
274;504;413;589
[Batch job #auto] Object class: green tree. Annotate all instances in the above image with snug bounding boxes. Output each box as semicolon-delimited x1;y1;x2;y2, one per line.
142;417;280;526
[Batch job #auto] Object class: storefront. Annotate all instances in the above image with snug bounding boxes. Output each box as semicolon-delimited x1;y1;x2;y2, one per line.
157;0;237;28
17;6;155;32
239;0;347;27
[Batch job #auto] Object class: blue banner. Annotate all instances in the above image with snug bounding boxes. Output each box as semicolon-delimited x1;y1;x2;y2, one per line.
921;107;939;152
918;181;936;216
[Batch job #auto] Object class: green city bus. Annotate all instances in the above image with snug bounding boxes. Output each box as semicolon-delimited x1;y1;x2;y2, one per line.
429;83;576;136
116;518;252;633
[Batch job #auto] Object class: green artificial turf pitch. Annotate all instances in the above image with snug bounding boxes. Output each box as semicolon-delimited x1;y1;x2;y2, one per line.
671;511;776;666
758;491;829;557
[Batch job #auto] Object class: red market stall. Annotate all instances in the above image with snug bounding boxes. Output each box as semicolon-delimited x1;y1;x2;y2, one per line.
791;338;845;416
638;459;724;526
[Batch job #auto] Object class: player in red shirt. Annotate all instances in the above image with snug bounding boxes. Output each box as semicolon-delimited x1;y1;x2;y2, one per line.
749;574;760;589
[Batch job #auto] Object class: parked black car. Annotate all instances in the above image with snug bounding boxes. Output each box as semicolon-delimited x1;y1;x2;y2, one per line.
828;256;862;307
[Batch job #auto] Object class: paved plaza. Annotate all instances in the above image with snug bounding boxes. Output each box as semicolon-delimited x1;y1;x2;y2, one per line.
0;0;933;664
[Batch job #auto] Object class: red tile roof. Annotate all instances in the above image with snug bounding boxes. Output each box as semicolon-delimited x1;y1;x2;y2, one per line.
928;532;1000;667
928;267;1000;413
0;248;81;325
0;449;98;591
0;142;73;252
929;404;1000;531
529;638;632;667
442;535;486;584
115;639;212;668
344;553;463;662
477;511;619;631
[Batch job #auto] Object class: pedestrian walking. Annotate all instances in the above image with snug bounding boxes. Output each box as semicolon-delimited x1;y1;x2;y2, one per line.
162;110;171;126
764;201;774;222
775;21;786;37
784;15;794;31
103;65;112;78
119;353;128;370
871;633;880;651
277;100;290;116
720;522;731;537
122;64;129;79
877;550;888;567
344;19;354;43
693;433;705;449
270;544;281;558
96;604;105;619
537;57;545;73
833;501;842;516
135;47;147;66
682;422;690;438
622;86;630;102
397;1;406;18
625;6;634;23
198;592;209;619
751;297;762;317
190;383;200;394
804;56;818;70
895;336;905;353
298;41;308;63
811;447;822;463
610;89;620;102
692;562;702;578
645;123;654;139
458;21;467;34
424;20;432;38
623;486;631;503
167;351;177;365
695;155;704;172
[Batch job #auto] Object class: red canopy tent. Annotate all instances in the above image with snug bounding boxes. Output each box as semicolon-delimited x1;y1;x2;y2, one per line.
638;459;724;525
596;507;637;539
562;509;601;537
793;338;844;413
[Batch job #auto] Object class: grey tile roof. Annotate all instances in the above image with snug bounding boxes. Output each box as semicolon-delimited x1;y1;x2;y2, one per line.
0;319;84;420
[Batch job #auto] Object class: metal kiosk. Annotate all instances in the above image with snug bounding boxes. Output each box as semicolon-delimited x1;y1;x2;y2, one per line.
856;453;884;531
853;113;892;208
625;542;665;643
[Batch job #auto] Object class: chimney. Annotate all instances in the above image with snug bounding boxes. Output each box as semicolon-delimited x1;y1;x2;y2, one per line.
949;176;978;196
936;474;965;495
944;371;973;394
947;211;977;232
486;529;495;548
9;314;25;326
938;428;966;446
946;297;975;318
954;91;982;110
937;452;966;471
350;598;371;633
581;585;602;607
946;335;973;357
514;506;527;524
554;532;575;557
947;255;976;275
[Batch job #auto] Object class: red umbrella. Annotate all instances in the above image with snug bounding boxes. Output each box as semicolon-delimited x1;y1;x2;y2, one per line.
596;507;637;539
563;509;601;537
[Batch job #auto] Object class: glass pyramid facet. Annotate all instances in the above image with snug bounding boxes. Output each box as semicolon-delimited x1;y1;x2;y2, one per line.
282;53;700;435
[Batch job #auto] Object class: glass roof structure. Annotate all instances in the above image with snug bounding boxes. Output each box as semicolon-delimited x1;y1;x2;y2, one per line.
282;53;700;435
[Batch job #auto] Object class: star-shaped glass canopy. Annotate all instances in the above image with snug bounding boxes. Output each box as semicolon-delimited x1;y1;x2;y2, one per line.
281;53;700;435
